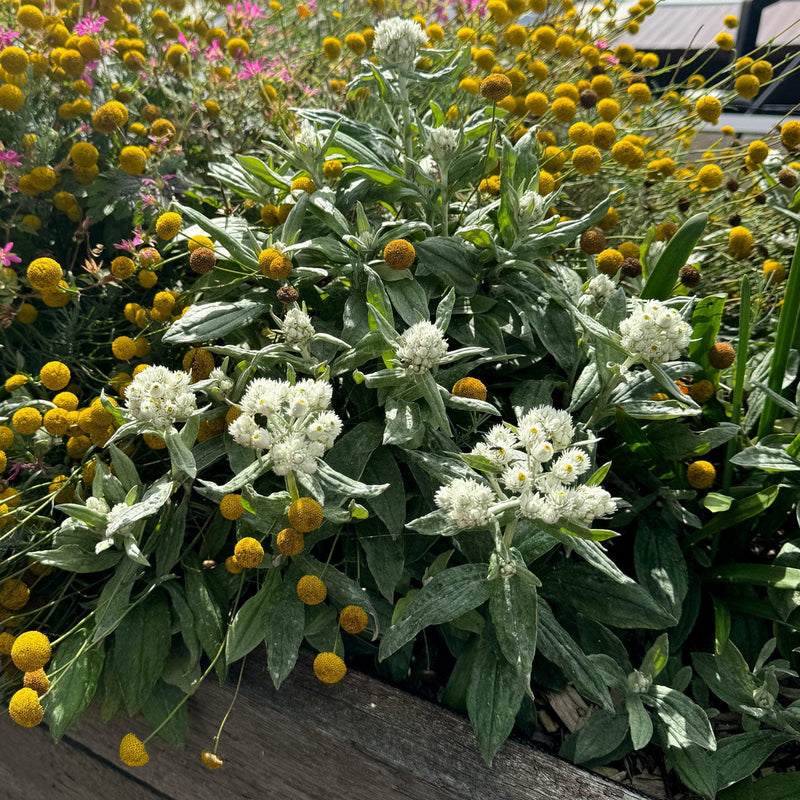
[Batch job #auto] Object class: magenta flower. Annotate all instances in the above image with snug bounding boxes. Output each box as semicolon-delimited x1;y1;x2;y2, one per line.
0;149;22;167
595;38;609;50
73;14;107;35
205;40;225;61
0;28;20;48
237;58;269;79
114;227;145;252
0;243;22;267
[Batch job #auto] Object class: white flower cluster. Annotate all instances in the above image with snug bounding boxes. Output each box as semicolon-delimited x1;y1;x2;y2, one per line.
460;406;616;528
435;478;495;530
373;17;429;69
395;321;448;373
228;378;341;475
427;126;460;164
583;274;616;304
125;366;197;429
281;306;316;351
294;120;323;155
619;300;691;365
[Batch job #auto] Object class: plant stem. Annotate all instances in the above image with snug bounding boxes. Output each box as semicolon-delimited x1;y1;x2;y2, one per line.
440;165;449;237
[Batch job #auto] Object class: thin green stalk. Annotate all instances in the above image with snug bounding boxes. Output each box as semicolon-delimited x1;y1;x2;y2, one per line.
440;165;449;237
722;277;752;492
757;231;800;439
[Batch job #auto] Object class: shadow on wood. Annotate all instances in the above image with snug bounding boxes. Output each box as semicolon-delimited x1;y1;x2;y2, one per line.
1;653;650;800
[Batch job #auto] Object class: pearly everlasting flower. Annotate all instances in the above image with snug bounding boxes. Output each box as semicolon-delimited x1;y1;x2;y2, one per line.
435;478;495;529
549;448;591;484
427;127;460;165
229;413;273;450
472;424;520;468
125;366;196;429
619;300;691;365
373;17;429;69
207;367;234;397
295;120;323;153
86;496;110;515
271;433;325;475
281;306;315;350
395;321;448;373
502;464;532;493
575;485;616;524
583;274;616;303
239;378;288;418
306;411;343;449
288;379;333;413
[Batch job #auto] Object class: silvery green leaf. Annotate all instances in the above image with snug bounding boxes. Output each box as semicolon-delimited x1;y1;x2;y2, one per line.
109;444;140;492
123;533;150;566
366;302;399;344
406;507;459;537
357;368;406;388
164;428;196;480
196;456;272;498
56;503;107;529
444;393;499;415
163;297;270;345
439;346;488;364
383;399;423;447
644;685;716;751
106;479;173;537
315;459;389;499
435;288;456;332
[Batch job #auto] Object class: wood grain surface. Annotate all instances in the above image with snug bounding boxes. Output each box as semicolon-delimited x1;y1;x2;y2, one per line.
2;653;650;800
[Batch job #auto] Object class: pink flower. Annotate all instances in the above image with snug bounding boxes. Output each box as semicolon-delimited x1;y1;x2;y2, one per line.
0;28;20;48
237;58;269;79
0;243;21;267
114;227;145;252
595;38;609;50
205;40;225;61
74;14;108;35
0;149;22;167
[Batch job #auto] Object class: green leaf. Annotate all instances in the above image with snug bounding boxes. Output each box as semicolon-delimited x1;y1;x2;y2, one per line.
44;626;105;740
92;559;143;642
730;446;800;471
113;590;172;714
325;421;384;480
108;444;140;491
566;706;631;764
379;564;490;660
719;771;800;800
689;485;780;545
142;681;188;747
155;496;189;577
640;633;669;678
634;521;688;619
712;731;795;791
466;621;526;765
315;459;389;499
414;236;481;295
164;427;197;479
670;745;718;799
28;544;122;573
162;297;269;345
536;600;613;709
489;565;539;691
226;569;281;664
626;694;653;750
641;213;708;300
644;685;716;750
362;449;406;537
693;642;757;710
185;567;225;661
706;563;800;590
689;294;727;373
359;528;404;601
265;564;306;689
383;399;423;447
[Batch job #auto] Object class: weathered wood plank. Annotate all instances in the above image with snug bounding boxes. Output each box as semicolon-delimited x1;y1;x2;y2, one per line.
4;653;650;800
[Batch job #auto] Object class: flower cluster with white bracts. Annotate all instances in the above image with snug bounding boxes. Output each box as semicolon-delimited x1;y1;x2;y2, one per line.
619;300;691;365
228;378;342;475
394;321;448;373
435;406;616;530
125;366;197;429
373;17;429;69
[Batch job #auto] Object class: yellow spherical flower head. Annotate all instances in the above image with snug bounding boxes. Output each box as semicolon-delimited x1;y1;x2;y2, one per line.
291;176;316;196
551;97;576;123
313;652;346;684
120;733;149;767
384;240;416;271
597;249;624;276
155;211;182;241
260;203;279;226
697;164;723;189
687;460;715;489
323;160;343;180
322;36;341;59
593;123;617;150
0;425;14;450
452;377;487;401
746;140;769;165
27;257;63;291
729;226;754;259
689;379;714;404
0;451;6;473
138;270;158;289
119;146;148;176
0;84;25;113
734;74;760;100
480;74;512;103
16;303;38;325
182;347;214;382
234;537;264;568
288;497;323;533
781;121;800;151
1;46;29;75
9;688;44;728
225;555;243;574
5;374;28;392
0;631;15;655
112;336;137;361
276;527;304;556
201;751;224;770
296;574;327;605
724;14;738;28
39;361;71;391
11;630;51;671
0;578;30;611
695;95;722;124
339;605;368;634
713;31;734;50
43;408;71;436
187;235;214;253
23;668;50;695
219;493;245;521
111;256;136;280
92;101;129;134
344;32;366;55
12;407;42;435
572;145;602;175
763;259;786;284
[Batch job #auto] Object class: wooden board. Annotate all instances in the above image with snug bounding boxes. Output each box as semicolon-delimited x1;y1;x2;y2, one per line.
2;653;650;800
